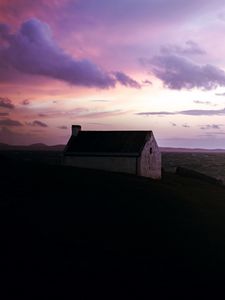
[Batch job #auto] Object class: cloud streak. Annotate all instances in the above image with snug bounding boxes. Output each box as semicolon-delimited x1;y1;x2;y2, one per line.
200;124;222;130
58;125;67;130
136;107;225;116
26;120;48;127
193;100;217;107
0;118;22;126
215;92;225;96
194;100;214;105
0;97;14;109
142;79;152;86
35;108;127;119
0;18;140;89
22;99;30;105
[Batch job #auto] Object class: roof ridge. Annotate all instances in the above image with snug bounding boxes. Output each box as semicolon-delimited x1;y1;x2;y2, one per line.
65;130;152;155
79;130;152;132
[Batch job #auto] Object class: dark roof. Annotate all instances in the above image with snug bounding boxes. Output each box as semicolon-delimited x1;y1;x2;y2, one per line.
64;131;151;157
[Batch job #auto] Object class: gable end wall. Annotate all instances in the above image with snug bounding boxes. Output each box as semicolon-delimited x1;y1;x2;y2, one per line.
138;133;161;179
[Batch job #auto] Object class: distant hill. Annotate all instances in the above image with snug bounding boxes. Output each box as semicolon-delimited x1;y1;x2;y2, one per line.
0;142;65;151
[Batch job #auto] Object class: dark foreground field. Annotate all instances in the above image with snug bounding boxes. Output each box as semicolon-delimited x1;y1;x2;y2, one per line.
1;155;225;298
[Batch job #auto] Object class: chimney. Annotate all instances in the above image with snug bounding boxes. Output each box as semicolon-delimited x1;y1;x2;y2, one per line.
72;125;81;136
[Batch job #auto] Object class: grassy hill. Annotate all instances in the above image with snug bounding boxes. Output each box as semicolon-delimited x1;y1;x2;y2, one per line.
1;157;225;298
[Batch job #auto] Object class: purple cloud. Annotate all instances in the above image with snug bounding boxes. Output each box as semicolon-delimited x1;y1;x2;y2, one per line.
113;72;141;88
0;18;139;89
136;107;225;116
26;120;48;127
144;54;225;90
0;97;14;109
160;40;205;56
0;118;22;126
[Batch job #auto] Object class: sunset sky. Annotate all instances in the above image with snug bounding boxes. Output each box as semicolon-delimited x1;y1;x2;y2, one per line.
2;0;225;147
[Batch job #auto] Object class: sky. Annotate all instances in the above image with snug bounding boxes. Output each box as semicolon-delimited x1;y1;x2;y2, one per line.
2;1;225;147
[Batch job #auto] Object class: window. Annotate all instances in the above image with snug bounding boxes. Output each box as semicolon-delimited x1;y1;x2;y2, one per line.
150;147;152;154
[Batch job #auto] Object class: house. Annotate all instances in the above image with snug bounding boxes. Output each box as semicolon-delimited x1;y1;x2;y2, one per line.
63;125;161;179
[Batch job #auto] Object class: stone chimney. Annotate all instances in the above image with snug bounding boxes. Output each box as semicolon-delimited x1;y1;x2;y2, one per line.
72;125;81;136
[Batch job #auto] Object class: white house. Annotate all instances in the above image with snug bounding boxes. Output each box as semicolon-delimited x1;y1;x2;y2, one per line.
63;125;161;179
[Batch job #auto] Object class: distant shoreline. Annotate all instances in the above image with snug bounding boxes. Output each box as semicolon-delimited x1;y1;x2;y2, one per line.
160;147;225;153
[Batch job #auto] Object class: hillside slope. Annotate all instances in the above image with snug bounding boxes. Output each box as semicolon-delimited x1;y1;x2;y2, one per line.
1;159;225;298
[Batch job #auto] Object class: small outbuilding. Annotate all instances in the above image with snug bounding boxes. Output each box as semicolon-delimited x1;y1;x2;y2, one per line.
63;125;161;179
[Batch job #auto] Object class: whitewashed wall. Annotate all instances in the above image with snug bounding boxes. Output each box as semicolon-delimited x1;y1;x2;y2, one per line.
138;133;161;179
